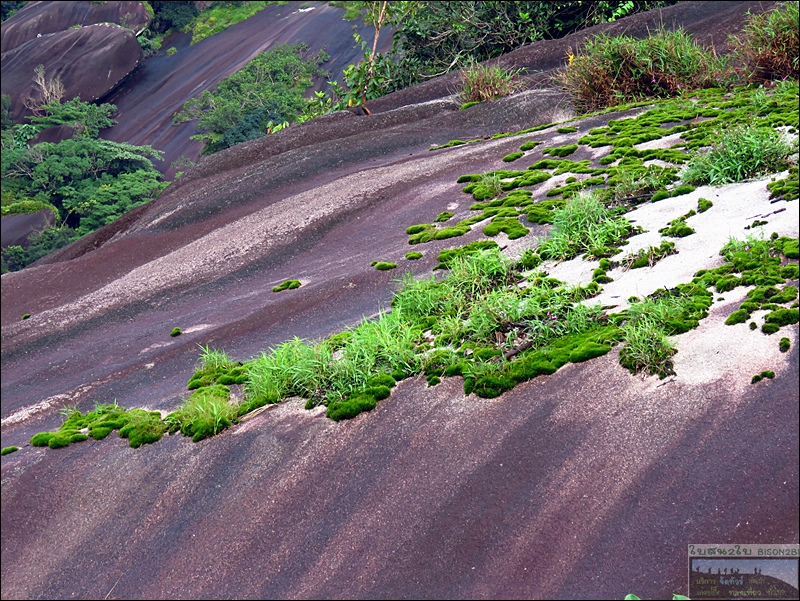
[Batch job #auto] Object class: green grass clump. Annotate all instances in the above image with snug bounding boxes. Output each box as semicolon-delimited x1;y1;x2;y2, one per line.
186;345;247;389
165;385;237;442
405;251;423;260
459;60;521;103
372;262;398;271
2;446;19;455
460;102;480;110
170;327;182;337
779;337;791;352
681;125;796;186
560;27;731;113
618;288;711;378
538;190;632;260
622;241;677;270
751;370;776;383
436;240;499;269
273;279;301;292
731;1;799;81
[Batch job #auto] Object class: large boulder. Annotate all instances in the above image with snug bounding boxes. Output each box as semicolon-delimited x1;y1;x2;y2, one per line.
0;0;150;54
0;22;143;123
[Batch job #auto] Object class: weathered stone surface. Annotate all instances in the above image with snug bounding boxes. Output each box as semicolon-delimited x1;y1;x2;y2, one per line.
1;23;143;122
0;0;150;54
1;3;796;600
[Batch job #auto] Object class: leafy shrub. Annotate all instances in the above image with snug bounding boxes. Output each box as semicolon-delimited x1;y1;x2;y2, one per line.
459;60;521;104
173;44;327;154
560;28;731;113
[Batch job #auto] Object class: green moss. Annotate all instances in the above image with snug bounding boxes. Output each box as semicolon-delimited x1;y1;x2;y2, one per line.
779;337;791;352
697;198;713;212
273;279;301;292
671;184;695;197
30;432;54;447
715;275;741;293
373;262;397;271
520;140;542;151
405;251;423;260
725;309;750;325
557;126;578;133
770;285;798;304
780;264;799;279
542;144;579;158
434;212;454;223
22;313;30;320
482;216;529;239
460;102;480;110
1;446;19;456
651;190;670;202
751;370;775;383
170;327;182;337
761;322;781;334
503;151;524;162
436;240;499;269
764;307;799;326
326;394;378;421
750;321;758;330
433;225;471;240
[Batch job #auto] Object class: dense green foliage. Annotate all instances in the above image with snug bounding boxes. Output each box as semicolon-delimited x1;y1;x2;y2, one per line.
386;1;676;90
173;43;328;154
1;91;167;272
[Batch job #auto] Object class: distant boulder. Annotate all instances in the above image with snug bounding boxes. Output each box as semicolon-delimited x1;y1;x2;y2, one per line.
0;0;150;54
1;23;143;123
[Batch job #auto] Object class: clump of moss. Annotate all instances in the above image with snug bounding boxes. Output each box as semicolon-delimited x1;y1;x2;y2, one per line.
557;126;578;133
520;140;542;151
1;446;19;456
543;144;579;158
434;211;454;222
482;216;529;240
405;251;423;260
660;210;696;238
697;198;713;212
623;240;677;270
503;151;524;162
436;240;498;269
372;262;397;271
751;370;775;383
273;279;301;292
779;337;791;352
170;327;182;337
29;402;167;450
22;313;30;320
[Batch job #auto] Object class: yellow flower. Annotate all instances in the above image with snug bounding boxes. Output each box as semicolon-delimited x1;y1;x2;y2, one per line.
568;51;575;66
